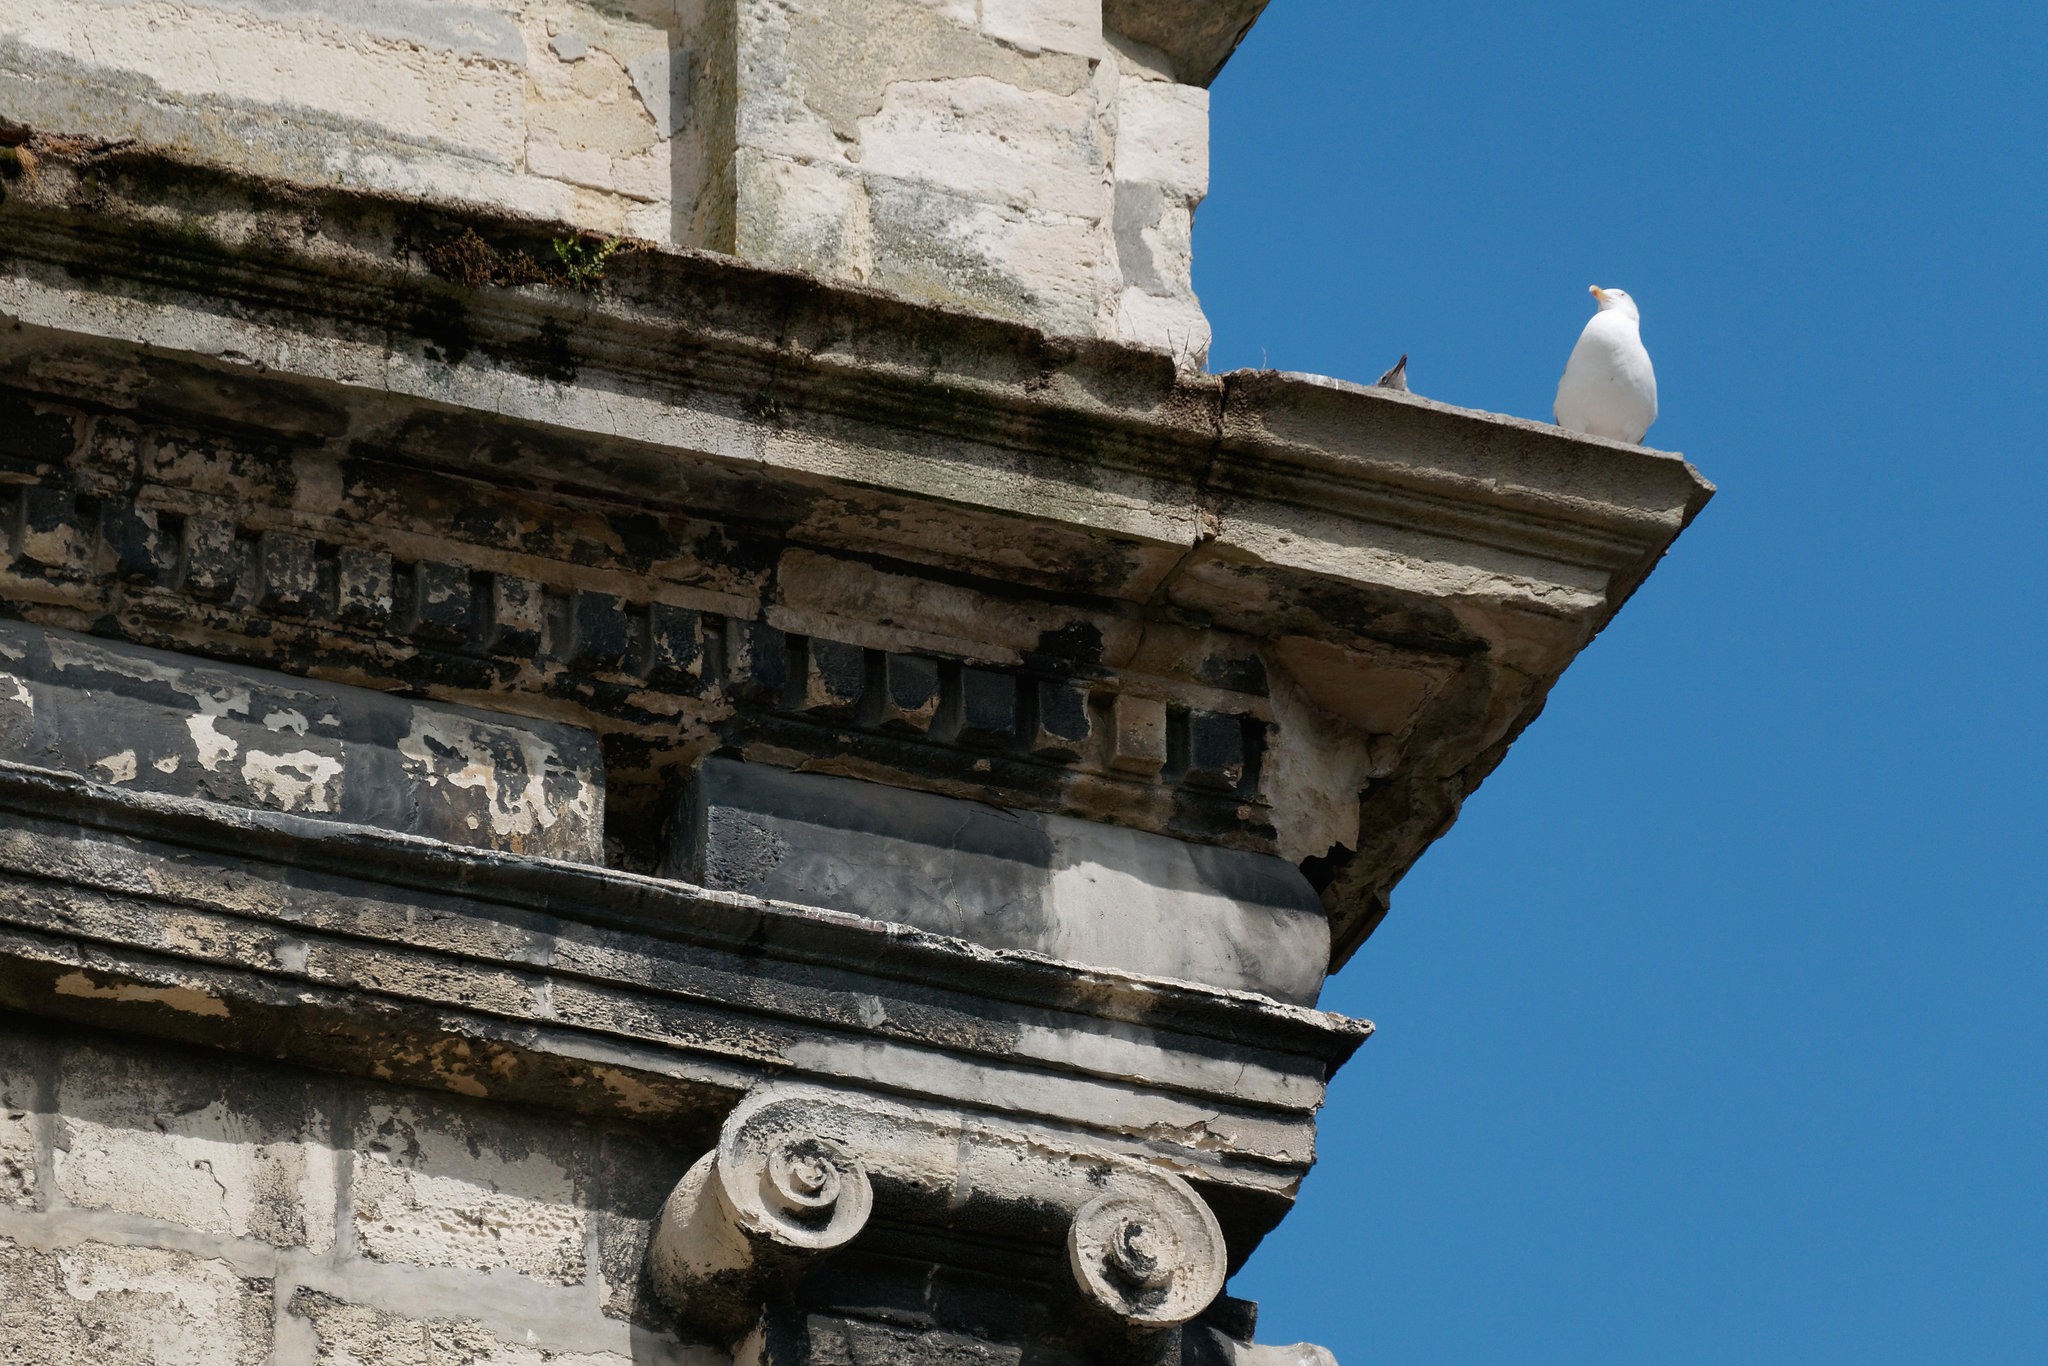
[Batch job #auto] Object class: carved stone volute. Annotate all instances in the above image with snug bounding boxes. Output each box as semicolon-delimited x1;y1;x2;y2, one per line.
1069;1186;1228;1328
649;1085;1230;1349
647;1103;876;1343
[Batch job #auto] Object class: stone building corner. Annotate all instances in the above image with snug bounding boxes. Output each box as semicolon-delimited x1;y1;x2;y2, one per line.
0;3;1710;1362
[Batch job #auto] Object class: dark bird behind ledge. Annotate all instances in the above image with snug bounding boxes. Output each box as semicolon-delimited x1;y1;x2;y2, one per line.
1375;354;1409;391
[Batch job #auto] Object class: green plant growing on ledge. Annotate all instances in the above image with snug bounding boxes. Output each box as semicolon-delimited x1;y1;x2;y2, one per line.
553;234;626;292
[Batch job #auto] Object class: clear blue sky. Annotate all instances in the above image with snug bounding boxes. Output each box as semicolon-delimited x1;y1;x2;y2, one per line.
1197;4;2048;1363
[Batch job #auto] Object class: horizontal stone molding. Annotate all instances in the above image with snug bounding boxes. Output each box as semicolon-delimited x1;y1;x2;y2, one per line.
679;757;1328;1003
0;484;1270;823
0;758;1367;1255
0;141;1712;962
649;1084;1227;1344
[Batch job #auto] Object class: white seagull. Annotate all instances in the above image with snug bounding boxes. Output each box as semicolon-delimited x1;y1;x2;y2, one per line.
1554;285;1658;444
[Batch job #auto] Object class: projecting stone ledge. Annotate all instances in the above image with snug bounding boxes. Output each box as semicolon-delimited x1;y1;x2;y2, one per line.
0;757;1369;1257
1106;0;1271;86
0;139;1713;965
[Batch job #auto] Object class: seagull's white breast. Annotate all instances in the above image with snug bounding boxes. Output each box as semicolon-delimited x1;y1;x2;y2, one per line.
1554;312;1658;444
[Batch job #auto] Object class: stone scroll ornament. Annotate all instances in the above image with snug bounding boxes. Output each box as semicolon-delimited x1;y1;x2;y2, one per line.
648;1085;1229;1346
1069;1184;1228;1329
647;1109;875;1343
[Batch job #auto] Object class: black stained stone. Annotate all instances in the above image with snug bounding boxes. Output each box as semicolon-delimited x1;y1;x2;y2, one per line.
731;621;791;704
1033;620;1104;666
180;517;239;602
490;576;545;657
1033;680;1091;760
805;638;866;713
337;548;392;626
260;532;321;615
571;590;634;671
100;503;171;585
885;654;939;713
411;561;473;642
648;603;705;690
1184;710;1246;791
0;393;76;472
957;669;1017;749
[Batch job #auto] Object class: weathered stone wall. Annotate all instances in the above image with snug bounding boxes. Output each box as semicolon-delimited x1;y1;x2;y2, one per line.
0;7;1715;1361
2;0;730;244
0;1013;713;1364
1;0;1211;356
731;0;1212;356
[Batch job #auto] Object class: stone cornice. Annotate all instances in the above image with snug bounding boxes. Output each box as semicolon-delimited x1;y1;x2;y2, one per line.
0;758;1364;1263
0;146;1706;594
0;762;1363;1062
0;141;1714;964
1106;0;1272;87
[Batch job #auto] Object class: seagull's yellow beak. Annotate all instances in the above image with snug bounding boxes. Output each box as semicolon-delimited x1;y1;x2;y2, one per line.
1590;285;1608;301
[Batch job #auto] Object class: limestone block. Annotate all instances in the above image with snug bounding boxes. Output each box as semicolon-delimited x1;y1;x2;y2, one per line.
1109;695;1169;775
904;0;979;24
287;1288;655;1366
0;1239;273;1366
1115;284;1212;367
741;0;1094;148
8;0;528;161
1114;79;1209;196
0;1034;37;1209
53;1042;338;1251
352;1101;589;1285
731;0;1124;334
1099;76;1210;361
0;0;697;238
980;0;1104;59
2;0;1225;343
1109;173;1206;359
867;177;1106;337
1259;664;1379;867
519;5;672;202
734;149;876;282
859;77;1106;220
675;758;1329;1003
